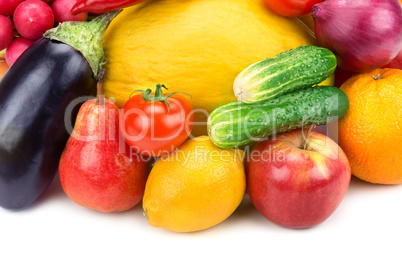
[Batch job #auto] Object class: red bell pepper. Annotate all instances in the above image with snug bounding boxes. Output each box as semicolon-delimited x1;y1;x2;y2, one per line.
71;0;147;15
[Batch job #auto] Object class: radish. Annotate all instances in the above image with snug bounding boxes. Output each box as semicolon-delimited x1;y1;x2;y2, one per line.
0;15;14;51
51;0;88;24
0;0;25;16
5;37;35;66
13;0;55;40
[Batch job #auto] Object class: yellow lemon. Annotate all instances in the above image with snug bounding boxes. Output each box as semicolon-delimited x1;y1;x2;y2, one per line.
142;136;246;232
102;0;332;136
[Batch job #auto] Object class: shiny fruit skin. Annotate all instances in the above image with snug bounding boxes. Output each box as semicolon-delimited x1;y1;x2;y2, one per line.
121;93;193;156
143;136;246;232
13;0;55;40
0;0;24;16
102;0;333;136
264;0;324;17
59;98;150;213
0;15;14;51
247;130;351;228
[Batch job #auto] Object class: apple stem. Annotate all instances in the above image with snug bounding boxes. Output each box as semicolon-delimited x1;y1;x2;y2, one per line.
96;69;106;106
303;124;316;150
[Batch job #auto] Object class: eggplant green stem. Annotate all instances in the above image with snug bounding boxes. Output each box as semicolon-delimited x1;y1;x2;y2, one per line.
133;84;192;114
43;10;122;78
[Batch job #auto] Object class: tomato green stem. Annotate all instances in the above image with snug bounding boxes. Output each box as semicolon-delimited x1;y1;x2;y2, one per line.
134;84;191;113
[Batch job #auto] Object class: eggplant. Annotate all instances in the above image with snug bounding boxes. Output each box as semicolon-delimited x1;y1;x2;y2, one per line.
0;11;121;211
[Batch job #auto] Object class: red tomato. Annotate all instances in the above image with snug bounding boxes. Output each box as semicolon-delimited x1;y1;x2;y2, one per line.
264;0;323;17
120;85;193;157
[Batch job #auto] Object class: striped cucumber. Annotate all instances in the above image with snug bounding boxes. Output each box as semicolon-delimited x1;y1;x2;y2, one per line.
233;45;337;103
208;86;349;149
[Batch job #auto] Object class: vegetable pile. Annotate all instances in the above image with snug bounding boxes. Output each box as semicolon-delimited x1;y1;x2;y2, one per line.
0;0;401;233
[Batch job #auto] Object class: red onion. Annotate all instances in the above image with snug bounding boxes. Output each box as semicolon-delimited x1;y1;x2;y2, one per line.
312;0;402;72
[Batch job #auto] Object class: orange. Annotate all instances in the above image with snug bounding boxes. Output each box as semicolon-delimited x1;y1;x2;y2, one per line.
338;68;402;184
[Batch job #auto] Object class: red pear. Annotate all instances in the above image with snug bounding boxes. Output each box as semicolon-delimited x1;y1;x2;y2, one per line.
59;70;150;213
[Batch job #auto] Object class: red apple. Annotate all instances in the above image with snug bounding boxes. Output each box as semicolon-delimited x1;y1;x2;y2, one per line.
246;129;351;228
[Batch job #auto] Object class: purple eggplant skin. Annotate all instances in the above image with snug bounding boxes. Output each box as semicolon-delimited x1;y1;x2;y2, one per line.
0;38;95;211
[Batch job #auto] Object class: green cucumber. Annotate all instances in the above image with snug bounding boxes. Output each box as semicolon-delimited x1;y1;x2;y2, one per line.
208;86;349;149
233;45;337;103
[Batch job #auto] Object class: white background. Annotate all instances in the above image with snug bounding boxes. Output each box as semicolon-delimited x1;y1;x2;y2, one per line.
1;172;401;254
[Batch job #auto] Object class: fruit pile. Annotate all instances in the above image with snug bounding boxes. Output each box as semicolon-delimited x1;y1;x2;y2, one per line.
0;0;402;233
